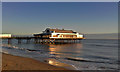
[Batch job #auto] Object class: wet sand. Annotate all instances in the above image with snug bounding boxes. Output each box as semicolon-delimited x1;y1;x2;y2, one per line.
2;53;68;70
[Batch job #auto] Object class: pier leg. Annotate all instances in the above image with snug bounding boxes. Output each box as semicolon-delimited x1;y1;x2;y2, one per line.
34;38;38;43
74;40;75;43
40;39;42;43
75;40;76;43
26;39;30;44
41;39;43;44
54;39;55;44
18;39;21;44
67;40;69;43
8;38;11;44
39;39;41;43
38;39;40;43
69;40;70;43
70;40;71;43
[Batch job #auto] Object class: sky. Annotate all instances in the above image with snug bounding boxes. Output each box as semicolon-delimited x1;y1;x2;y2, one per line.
2;2;118;35
2;0;120;2
0;2;1;34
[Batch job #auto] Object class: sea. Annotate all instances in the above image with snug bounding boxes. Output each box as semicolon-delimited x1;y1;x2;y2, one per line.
1;39;119;70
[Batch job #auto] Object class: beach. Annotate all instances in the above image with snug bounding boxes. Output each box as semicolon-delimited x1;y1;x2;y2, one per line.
2;53;67;70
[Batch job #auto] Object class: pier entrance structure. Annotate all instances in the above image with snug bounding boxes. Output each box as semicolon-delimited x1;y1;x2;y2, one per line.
34;28;84;40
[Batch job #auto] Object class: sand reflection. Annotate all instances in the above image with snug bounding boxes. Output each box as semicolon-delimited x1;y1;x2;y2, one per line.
47;58;75;70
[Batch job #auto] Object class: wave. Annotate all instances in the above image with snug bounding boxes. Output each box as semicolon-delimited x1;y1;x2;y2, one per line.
2;44;26;50
65;57;118;64
87;55;112;60
89;44;118;47
26;49;40;52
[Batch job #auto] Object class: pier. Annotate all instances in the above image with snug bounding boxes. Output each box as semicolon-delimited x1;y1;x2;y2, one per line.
1;28;84;44
2;37;83;44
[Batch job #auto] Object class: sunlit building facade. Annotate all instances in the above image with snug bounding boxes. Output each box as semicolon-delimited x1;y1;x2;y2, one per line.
34;28;84;39
0;34;12;38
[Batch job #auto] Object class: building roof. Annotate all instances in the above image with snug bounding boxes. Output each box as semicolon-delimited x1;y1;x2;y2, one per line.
34;28;75;36
49;29;74;33
34;33;50;36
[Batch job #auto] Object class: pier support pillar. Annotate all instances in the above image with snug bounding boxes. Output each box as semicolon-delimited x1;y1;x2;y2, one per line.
18;39;21;44
26;39;30;44
8;38;11;44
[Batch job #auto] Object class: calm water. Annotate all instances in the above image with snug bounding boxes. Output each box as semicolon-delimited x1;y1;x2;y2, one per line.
1;39;118;70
